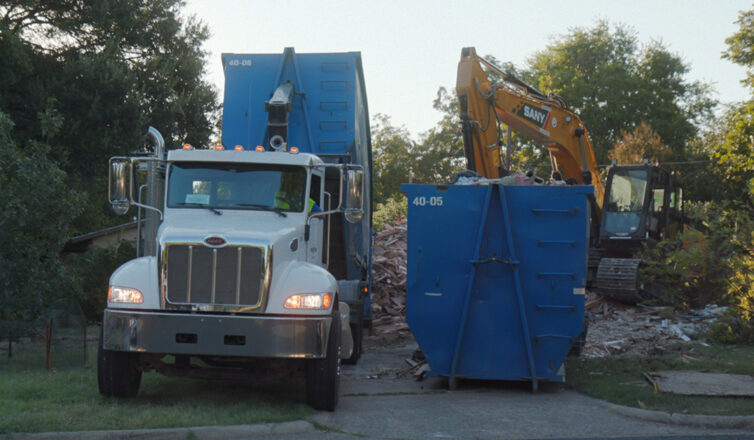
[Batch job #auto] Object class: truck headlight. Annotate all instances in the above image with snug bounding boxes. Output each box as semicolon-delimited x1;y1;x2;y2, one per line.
108;286;144;304
284;293;332;309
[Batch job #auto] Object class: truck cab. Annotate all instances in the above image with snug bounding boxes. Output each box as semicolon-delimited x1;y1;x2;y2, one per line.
99;48;372;412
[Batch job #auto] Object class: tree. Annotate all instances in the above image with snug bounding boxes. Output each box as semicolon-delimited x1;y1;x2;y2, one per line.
0;0;218;234
709;7;754;202
709;101;754;200
526;21;715;164
371;114;416;204
723;8;754;89
413;87;465;183
610;121;672;164
0;111;84;338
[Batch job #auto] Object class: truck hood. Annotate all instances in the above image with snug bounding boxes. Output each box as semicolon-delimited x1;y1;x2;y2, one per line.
158;210;301;247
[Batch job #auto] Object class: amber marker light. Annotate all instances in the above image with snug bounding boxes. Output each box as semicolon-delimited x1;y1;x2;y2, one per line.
214;144;225;150
289;146;299;154
255;146;265;152
322;293;332;309
182;143;193;150
234;145;244;151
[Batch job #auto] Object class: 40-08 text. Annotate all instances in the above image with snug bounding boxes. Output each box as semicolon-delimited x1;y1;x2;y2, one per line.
412;196;443;207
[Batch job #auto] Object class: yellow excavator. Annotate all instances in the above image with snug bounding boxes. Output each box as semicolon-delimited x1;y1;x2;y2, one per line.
456;47;686;302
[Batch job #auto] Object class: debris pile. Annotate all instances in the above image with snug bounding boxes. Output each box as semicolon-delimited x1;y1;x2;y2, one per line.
582;294;728;358
371;219;409;334
367;221;729;361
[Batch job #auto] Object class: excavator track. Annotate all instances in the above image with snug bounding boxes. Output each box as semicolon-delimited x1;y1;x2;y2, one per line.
593;257;643;303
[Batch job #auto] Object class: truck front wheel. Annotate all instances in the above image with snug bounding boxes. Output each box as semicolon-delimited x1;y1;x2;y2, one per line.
97;326;142;397
306;312;341;411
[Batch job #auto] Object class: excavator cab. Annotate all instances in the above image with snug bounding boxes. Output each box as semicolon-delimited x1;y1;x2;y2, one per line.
599;164;683;253
592;164;684;302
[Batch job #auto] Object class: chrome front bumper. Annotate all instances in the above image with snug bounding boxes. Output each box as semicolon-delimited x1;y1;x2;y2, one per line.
102;309;331;358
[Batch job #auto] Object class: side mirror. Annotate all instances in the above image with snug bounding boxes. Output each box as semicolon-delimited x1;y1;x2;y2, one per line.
344;169;364;223
109;159;131;215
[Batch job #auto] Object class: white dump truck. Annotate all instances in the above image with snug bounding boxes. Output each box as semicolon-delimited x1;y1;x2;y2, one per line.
99;48;373;411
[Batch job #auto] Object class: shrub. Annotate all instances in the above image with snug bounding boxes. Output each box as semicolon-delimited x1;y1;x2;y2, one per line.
639;200;754;342
65;241;136;323
373;194;407;230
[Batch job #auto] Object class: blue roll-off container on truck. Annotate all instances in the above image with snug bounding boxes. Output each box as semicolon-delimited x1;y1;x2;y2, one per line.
99;48;372;411
402;182;590;390
221;48;374;338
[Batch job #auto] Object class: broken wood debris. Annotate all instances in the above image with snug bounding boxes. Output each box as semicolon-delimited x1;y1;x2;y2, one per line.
371;219;409;332
395;348;429;381
583;291;730;358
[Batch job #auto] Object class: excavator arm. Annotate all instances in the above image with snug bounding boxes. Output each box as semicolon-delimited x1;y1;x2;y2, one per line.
456;47;605;211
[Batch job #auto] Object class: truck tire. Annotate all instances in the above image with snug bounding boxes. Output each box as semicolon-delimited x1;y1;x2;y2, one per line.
306;312;341;411
343;321;362;365
97;326;141;397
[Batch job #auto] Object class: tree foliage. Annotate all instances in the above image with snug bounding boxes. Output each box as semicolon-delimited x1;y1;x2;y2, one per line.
65;240;136;323
526;21;715;164
418;87;465;181
610;122;672;164
371;105;465;205
0;1;217;330
371;114;416;204
0;0;218;234
724;8;754;89
709;102;754;200
0;111;84;336
710;7;754;202
373;194;407;231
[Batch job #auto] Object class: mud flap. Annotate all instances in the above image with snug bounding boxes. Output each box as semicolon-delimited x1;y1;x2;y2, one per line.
338;301;353;360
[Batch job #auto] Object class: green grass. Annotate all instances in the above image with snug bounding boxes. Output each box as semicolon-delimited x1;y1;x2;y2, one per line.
0;342;312;434
566;343;754;416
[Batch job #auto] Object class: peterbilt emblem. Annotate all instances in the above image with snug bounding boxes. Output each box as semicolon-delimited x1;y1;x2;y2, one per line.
204;236;227;247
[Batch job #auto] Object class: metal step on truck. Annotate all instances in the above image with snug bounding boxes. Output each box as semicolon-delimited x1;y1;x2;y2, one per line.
99;48;373;411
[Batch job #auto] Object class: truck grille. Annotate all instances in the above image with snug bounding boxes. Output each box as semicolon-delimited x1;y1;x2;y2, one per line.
165;244;267;308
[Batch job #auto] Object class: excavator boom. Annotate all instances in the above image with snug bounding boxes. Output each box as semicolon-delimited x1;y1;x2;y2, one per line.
456;47;605;211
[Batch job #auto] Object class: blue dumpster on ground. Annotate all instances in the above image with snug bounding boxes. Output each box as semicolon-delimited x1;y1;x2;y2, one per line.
401;183;592;390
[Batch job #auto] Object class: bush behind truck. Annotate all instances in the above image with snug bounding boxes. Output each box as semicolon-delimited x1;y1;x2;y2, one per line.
100;48;373;411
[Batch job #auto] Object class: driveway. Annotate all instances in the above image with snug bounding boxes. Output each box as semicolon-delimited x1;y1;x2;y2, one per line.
299;334;754;439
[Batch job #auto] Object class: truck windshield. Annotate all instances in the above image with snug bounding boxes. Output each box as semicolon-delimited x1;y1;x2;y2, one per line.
167;162;307;212
603;169;649;235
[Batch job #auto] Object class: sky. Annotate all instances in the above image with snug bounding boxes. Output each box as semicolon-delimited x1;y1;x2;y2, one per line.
184;0;751;139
